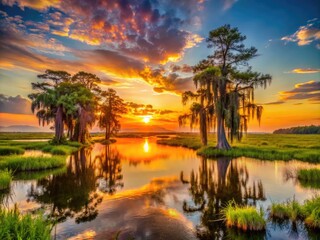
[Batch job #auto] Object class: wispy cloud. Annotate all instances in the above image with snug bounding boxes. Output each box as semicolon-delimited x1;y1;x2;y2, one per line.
286;68;320;74
223;0;238;10
262;101;285;105
280;80;320;102
281;19;320;48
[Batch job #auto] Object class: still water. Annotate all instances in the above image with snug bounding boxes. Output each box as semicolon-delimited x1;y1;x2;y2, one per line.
2;137;320;239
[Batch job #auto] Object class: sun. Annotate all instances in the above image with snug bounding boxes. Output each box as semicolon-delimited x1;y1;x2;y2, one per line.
143;116;151;124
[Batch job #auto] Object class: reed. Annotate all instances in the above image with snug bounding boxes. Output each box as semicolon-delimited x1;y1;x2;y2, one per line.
298;169;320;182
0;169;12;190
0;206;52;240
270;196;320;229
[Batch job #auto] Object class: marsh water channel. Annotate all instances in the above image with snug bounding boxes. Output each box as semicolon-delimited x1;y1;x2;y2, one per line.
1;137;320;240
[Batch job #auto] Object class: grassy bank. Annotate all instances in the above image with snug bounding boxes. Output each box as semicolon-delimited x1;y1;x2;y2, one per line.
223;202;265;231
0;156;66;172
0;139;82;156
0;146;25;156
157;133;320;162
14;167;66;180
0;206;52;240
0;132;54;140
0;169;12;190
270;196;320;228
298;169;320;182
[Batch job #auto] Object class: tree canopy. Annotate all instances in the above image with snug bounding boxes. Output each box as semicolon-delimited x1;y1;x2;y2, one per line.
180;25;272;149
29;70;126;144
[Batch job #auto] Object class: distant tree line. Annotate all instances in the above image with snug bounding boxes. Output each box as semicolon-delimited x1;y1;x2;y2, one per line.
273;125;320;134
29;70;127;144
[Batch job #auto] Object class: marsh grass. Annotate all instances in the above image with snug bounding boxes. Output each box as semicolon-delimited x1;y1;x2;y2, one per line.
0;205;52;240
0;132;54;140
42;145;78;155
297;169;320;189
222;202;266;231
157;136;202;150
0;169;12;190
0;140;49;150
270;196;320;229
226;228;265;240
298;169;320;182
14;167;66;180
0;139;82;156
0;155;66;171
157;133;320;162
0;146;25;156
305;208;320;229
270;199;302;221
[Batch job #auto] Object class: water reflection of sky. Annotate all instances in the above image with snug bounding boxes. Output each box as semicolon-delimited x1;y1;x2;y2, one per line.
2;137;320;240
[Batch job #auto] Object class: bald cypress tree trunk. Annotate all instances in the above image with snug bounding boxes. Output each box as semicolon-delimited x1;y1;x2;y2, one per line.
216;77;231;150
78;107;87;144
216;114;231;150
199;109;207;146
55;105;64;143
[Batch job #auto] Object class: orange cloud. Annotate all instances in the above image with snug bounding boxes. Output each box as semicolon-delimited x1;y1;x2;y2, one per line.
281;19;320;47
280;80;320;102
289;68;320;74
2;0;60;10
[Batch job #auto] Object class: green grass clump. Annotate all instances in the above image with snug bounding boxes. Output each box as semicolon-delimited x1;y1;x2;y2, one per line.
298;169;320;182
223;202;266;231
0;156;66;171
0;140;49;150
0;146;25;156
0;139;82;156
270;199;302;221
305;208;320;229
297;169;320;189
14;167;66;180
0;206;52;240
303;196;320;216
270;203;290;219
0;169;12;190
303;196;320;229
66;141;82;148
42;145;78;155
157;136;202;150
270;196;320;229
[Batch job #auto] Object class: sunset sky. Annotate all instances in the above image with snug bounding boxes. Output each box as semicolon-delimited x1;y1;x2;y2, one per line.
0;0;319;132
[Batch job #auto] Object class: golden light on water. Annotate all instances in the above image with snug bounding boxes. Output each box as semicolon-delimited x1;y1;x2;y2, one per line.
143;138;149;152
167;208;179;218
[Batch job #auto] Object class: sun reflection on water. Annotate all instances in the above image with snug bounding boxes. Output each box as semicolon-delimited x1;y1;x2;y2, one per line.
143;138;149;152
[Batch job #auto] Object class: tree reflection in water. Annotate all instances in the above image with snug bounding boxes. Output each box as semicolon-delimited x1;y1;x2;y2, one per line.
94;144;123;194
181;157;266;239
27;144;123;224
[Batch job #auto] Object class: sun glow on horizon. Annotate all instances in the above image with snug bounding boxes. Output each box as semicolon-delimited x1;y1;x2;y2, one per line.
143;116;152;124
